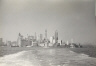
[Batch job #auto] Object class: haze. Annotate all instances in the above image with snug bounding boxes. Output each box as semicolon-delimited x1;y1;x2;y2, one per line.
0;0;96;44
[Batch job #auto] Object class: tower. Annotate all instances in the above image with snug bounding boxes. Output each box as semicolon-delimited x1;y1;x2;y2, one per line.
55;30;58;43
44;29;49;47
67;40;69;45
50;37;53;43
17;33;22;47
0;38;3;46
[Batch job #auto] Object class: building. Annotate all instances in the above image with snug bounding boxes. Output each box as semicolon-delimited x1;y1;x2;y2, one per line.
54;30;58;43
0;38;3;42
28;36;34;40
48;36;54;46
39;29;49;47
0;38;3;46
50;37;53;43
53;39;56;44
58;40;62;45
11;41;18;47
17;33;22;47
66;40;69;45
17;33;33;47
37;34;43;44
6;41;11;47
16;30;64;47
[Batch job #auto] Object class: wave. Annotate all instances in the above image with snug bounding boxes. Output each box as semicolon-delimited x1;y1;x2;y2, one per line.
0;51;34;66
80;53;89;57
69;50;89;58
0;49;96;66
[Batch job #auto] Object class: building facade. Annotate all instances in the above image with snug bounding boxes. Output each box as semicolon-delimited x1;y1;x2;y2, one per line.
17;33;33;47
54;30;58;44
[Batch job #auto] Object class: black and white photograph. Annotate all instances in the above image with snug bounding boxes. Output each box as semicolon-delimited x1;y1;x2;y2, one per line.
0;0;96;66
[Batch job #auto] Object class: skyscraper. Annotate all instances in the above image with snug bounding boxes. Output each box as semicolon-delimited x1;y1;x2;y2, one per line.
0;38;3;43
50;37;53;43
17;33;23;47
55;30;58;43
0;38;3;46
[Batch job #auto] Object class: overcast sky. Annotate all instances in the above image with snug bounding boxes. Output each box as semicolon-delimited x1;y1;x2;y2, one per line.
95;0;96;16
0;0;96;44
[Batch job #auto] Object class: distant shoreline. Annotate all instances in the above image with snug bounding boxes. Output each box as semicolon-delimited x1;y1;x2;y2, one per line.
0;47;96;58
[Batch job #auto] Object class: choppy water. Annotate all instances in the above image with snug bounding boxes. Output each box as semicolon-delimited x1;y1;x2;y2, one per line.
0;48;96;66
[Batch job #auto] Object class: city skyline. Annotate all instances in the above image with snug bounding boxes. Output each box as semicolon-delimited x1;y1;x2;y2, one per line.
0;0;96;44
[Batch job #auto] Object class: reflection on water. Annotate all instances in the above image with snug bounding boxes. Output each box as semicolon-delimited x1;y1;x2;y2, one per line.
0;48;96;66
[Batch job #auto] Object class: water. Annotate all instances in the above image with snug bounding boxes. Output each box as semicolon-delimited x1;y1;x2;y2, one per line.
0;48;96;66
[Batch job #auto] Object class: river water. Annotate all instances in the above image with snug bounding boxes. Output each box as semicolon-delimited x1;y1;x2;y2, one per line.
0;48;96;66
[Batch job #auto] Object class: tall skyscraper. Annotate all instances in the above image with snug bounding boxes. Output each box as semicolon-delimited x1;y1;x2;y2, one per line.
39;34;43;43
0;38;3;46
50;37;53;43
44;29;49;47
0;38;3;42
55;30;58;43
17;33;22;47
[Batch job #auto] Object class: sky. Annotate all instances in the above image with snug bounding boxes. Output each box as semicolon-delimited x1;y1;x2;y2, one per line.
95;0;96;16
0;0;96;44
